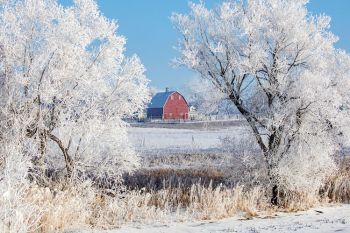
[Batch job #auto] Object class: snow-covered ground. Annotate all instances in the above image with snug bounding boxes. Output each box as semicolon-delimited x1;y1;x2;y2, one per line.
105;205;350;233
127;125;250;151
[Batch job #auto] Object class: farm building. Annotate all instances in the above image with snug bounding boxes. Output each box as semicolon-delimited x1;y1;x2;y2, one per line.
147;89;189;120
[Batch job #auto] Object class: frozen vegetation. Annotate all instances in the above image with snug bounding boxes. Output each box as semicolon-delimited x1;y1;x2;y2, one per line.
0;0;350;232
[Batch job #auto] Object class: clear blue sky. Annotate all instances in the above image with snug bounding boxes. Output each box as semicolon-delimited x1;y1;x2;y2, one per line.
59;0;350;92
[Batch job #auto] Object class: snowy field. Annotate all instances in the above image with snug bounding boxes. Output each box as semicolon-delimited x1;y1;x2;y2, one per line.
128;123;350;156
104;205;350;233
127;124;250;152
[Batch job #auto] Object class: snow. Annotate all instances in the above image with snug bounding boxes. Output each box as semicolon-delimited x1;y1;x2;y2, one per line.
103;205;350;233
127;125;249;151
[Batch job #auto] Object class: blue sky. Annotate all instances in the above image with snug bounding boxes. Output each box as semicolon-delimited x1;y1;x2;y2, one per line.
59;0;350;92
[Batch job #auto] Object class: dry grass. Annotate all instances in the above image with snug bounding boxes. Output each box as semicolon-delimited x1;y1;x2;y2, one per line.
25;182;325;232
322;158;350;203
123;167;226;191
24;184;92;232
4;175;349;233
16;181;269;232
186;184;267;220
21;175;349;232
278;190;321;212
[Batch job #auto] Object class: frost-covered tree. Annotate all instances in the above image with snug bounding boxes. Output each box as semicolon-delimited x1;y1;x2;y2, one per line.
0;0;150;184
172;0;350;204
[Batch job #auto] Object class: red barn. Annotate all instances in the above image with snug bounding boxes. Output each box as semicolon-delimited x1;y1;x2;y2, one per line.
147;89;189;120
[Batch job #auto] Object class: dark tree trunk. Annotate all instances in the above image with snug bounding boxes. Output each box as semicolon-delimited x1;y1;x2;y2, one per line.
271;184;279;205
38;130;47;166
267;157;280;206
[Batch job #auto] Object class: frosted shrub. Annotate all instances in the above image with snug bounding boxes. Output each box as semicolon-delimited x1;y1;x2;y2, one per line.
277;136;337;195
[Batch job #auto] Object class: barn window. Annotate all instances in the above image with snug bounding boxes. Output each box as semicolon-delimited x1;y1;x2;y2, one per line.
171;95;174;100
179;95;182;100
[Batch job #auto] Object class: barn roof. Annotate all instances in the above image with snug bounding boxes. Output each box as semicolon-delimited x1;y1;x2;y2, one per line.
148;91;175;108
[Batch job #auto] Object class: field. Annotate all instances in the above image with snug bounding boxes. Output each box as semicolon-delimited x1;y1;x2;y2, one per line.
126;120;262;190
128;120;251;152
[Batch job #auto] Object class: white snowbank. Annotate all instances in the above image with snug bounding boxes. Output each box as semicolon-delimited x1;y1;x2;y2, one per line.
105;205;350;233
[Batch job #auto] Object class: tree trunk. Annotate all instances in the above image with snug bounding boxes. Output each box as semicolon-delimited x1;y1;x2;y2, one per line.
267;153;280;206
38;130;47;167
230;96;282;206
271;184;279;206
48;132;74;178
